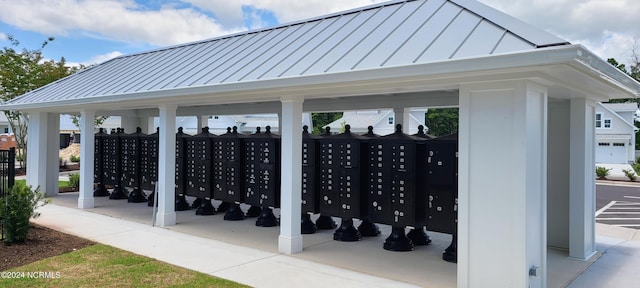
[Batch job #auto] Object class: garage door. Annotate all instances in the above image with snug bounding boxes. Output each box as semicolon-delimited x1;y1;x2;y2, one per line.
595;142;627;164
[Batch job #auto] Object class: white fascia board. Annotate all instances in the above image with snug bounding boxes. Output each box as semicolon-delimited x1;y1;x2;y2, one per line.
2;45;636;112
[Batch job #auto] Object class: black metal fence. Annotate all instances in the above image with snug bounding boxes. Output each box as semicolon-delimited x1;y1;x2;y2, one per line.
0;147;16;241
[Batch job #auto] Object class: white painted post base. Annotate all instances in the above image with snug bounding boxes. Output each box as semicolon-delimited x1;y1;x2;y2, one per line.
77;197;94;209
279;235;303;254
156;212;177;227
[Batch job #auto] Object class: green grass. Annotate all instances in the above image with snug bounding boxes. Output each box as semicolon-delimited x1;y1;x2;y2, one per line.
0;244;249;288
13;179;71;188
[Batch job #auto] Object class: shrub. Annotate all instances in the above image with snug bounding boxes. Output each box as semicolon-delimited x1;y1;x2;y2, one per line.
69;173;80;189
622;169;637;181
69;155;80;163
0;183;49;244
595;166;611;180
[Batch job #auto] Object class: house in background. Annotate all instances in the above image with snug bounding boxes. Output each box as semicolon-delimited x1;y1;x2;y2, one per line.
326;108;427;135
595;102;638;164
153;113;312;135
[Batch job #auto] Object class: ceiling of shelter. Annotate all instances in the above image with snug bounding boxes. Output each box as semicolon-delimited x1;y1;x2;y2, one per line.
1;0;592;113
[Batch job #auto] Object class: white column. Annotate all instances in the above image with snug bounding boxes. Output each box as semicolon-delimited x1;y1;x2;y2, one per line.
279;96;303;254
78;110;96;209
27;111;59;197
157;105;177;227
197;115;208;132
547;100;570;249
146;117;156;134
120;116;138;134
569;98;597;260
458;81;547;288
393;107;411;133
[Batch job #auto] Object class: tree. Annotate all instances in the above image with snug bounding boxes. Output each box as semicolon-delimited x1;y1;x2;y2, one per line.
311;112;342;134
69;114;110;132
0;35;77;168
425;108;458;137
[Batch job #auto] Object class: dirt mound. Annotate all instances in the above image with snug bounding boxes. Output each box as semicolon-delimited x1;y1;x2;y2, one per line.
59;143;81;161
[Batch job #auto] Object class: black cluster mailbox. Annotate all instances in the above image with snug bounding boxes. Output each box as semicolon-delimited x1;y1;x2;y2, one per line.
426;133;458;262
318;124;374;241
120;127;147;203
104;128;128;200
367;124;427;251
213;127;247;220
93;128;109;197
244;126;281;227
300;125;322;234
185;127;217;215
172;128;192;210
139;128;159;192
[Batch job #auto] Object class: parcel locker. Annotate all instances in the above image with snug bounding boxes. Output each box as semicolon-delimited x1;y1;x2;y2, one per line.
425;133;458;235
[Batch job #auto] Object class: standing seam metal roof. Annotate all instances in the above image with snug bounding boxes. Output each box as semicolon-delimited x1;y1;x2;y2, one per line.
6;0;569;106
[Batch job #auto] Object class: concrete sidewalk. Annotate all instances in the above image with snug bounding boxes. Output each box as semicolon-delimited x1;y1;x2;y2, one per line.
32;204;418;288
30;200;640;288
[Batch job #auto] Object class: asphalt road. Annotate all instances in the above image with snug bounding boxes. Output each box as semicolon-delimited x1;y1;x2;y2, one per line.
596;183;640;229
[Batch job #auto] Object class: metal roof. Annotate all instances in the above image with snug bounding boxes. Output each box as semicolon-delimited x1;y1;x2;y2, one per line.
4;0;570;109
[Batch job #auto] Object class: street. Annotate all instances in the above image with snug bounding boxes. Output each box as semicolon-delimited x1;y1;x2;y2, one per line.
596;183;640;229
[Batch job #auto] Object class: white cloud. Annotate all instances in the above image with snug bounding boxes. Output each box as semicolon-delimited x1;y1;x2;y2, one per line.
185;0;387;28
479;0;640;62
0;0;243;46
0;32;7;41
83;51;124;66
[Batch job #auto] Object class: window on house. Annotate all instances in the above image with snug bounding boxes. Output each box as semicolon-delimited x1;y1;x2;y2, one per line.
604;119;611;128
613;143;625;147
388;116;393;124
598;143;610;146
595;114;601;128
3;128;7;133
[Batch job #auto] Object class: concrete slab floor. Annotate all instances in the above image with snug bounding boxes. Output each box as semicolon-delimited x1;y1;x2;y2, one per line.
47;192;594;287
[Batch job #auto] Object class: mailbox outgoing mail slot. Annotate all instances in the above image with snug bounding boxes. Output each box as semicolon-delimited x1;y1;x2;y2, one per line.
426;133;458;235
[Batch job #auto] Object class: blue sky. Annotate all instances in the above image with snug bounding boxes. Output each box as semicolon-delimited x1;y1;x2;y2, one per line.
0;0;638;68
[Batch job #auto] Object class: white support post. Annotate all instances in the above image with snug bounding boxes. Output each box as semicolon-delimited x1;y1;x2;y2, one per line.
146;117;156;134
120;116;138;134
547;100;570;249
197;115;208;132
78;110;96;209
279;96;303;254
27;111;59;197
458;81;547;288
393;107;411;133
156;105;177;227
569;98;597;260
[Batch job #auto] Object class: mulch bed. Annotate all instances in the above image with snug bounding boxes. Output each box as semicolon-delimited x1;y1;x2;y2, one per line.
0;224;94;271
